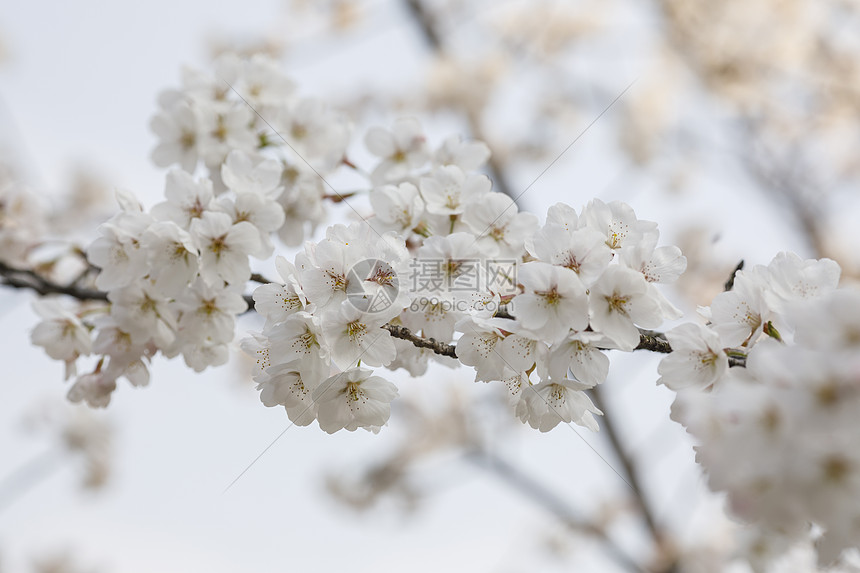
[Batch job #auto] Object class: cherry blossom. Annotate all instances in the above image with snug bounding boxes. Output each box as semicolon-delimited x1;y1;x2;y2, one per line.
313;367;400;434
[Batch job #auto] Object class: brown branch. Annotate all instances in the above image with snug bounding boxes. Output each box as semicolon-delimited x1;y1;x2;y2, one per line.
0;261;108;302
382;323;458;358
724;260;744;292
634;330;672;354
0;260;257;309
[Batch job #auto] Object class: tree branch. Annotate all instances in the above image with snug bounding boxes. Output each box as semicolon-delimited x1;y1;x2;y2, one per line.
383;323;458;358
0;262;690;362
0;261;108;302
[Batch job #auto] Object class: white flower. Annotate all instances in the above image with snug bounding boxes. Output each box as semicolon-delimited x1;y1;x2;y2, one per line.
369;182;425;234
274;98;350;170
455;316;515;381
278;175;326;246
87;215;152;291
151;170;217;229
258;362;318;426
150;100;201;172
321;301;397;369
462;193;539;258
252;256;307;328
240;332;273;381
191;211;261;286
401;291;463;342
434;135;490;170
525;224;611;287
176;279;247;345
419;165;490;216
500;368;529;406
413;232;484;293
365;117;429;183
218;191;285;258
580;198;657;251
495;327;549;375
139;221;199;296
313;367;399;433
387;337;430;377
545;202;579;231
108;283;177;348
30;299;92;372
791;288;860;350
620;238;687;284
511;262;588;342
67;371;117;409
197;104;257;168
237;53;296;108
657;323;728;391
266;311;329;378
299;239;355;312
706;271;767;347
182;341;230;372
588;265;664;351
548;331;611;385
221;150;283;196
517;378;602;432
762;252;841;318
91;315;152;380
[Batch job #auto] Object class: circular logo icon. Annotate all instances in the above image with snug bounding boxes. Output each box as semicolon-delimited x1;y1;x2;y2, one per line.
346;258;400;314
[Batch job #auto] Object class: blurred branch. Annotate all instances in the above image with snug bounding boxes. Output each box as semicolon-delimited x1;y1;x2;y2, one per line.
403;0;518;203
466;446;646;573
652;0;837;267
740;135;831;260
589;385;679;573
0;261;256;308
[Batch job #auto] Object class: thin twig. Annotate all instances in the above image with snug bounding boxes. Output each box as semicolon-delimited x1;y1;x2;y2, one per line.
724;260;744;292
382;323;458;358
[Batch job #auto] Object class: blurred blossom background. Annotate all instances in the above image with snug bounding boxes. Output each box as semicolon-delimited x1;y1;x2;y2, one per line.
2;0;860;571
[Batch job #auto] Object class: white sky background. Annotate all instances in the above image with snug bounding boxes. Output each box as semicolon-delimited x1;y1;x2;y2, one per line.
0;0;827;571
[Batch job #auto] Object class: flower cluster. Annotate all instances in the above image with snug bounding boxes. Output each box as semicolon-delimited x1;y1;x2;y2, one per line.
28;55;353;407
662;253;860;565
31;162;284;407
462;197;687;432
23;55;690;438
150;53;350;245
245;114;688;434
